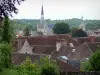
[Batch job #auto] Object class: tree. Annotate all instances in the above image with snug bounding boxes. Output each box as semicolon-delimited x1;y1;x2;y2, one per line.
86;21;100;30
53;22;70;34
40;57;59;75
17;57;40;75
89;50;100;71
23;26;31;36
71;27;78;35
81;50;100;71
17;56;59;75
0;0;25;20
72;29;87;37
0;43;12;68
1;16;12;43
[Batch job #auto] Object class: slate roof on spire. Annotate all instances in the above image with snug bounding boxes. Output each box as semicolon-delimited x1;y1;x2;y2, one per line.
41;5;44;15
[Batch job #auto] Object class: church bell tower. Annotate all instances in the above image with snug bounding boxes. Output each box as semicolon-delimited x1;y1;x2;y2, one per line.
37;4;48;35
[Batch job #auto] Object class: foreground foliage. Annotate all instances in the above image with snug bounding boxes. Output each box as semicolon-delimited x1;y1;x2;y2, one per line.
17;56;59;75
40;57;59;75
1;17;12;43
81;50;100;71
0;68;17;75
89;50;100;71
0;0;25;20
0;43;12;70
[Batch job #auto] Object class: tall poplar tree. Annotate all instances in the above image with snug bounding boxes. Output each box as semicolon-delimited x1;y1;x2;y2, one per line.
1;16;11;43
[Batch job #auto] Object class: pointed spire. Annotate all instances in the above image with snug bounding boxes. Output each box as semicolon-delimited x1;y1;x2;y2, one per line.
41;5;44;15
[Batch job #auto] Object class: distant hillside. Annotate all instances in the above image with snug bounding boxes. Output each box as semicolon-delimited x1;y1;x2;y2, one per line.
11;18;100;31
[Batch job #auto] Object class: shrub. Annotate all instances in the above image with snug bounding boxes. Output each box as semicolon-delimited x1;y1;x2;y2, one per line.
0;43;12;68
17;57;41;75
89;50;100;71
40;57;59;75
17;56;59;75
81;50;100;71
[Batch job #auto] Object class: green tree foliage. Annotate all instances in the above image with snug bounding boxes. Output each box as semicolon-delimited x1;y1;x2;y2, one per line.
86;20;100;30
17;56;59;75
89;50;100;71
72;29;87;37
0;0;25;20
23;26;31;36
81;60;93;72
71;27;78;35
53;22;70;34
1;16;12;43
0;43;12;68
9;19;100;32
40;57;59;75
81;50;100;71
17;57;40;75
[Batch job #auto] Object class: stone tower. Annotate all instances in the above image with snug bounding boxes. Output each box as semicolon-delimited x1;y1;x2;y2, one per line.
37;5;48;35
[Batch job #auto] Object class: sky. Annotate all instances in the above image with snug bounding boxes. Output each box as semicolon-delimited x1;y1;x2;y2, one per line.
12;0;100;20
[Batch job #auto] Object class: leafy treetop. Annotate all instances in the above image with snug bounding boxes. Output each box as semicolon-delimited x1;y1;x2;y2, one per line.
53;22;70;34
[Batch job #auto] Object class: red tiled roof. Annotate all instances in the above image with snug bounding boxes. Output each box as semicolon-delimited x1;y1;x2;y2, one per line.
13;34;79;51
31;45;56;55
11;52;46;65
17;34;74;45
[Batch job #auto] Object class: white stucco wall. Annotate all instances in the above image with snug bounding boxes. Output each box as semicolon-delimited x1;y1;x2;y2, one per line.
19;40;33;54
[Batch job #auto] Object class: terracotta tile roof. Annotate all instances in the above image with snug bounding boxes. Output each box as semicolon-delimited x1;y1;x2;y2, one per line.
11;52;46;65
75;42;100;60
52;42;100;60
16;34;77;45
85;42;100;52
13;34;79;52
31;45;56;55
12;52;79;72
75;36;100;44
14;34;78;50
13;39;25;52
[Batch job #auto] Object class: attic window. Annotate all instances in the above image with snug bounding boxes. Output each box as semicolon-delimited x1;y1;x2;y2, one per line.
69;43;74;48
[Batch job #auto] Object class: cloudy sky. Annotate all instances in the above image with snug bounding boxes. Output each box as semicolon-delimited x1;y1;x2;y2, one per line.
12;0;100;20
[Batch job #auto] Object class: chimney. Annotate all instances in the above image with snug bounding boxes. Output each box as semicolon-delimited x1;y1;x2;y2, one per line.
56;41;62;52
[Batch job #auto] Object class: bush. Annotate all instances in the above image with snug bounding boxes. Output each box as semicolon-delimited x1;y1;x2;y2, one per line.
17;56;59;75
89;50;100;71
17;57;41;75
40;57;59;75
81;50;100;71
81;60;93;72
0;66;2;72
0;43;12;68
